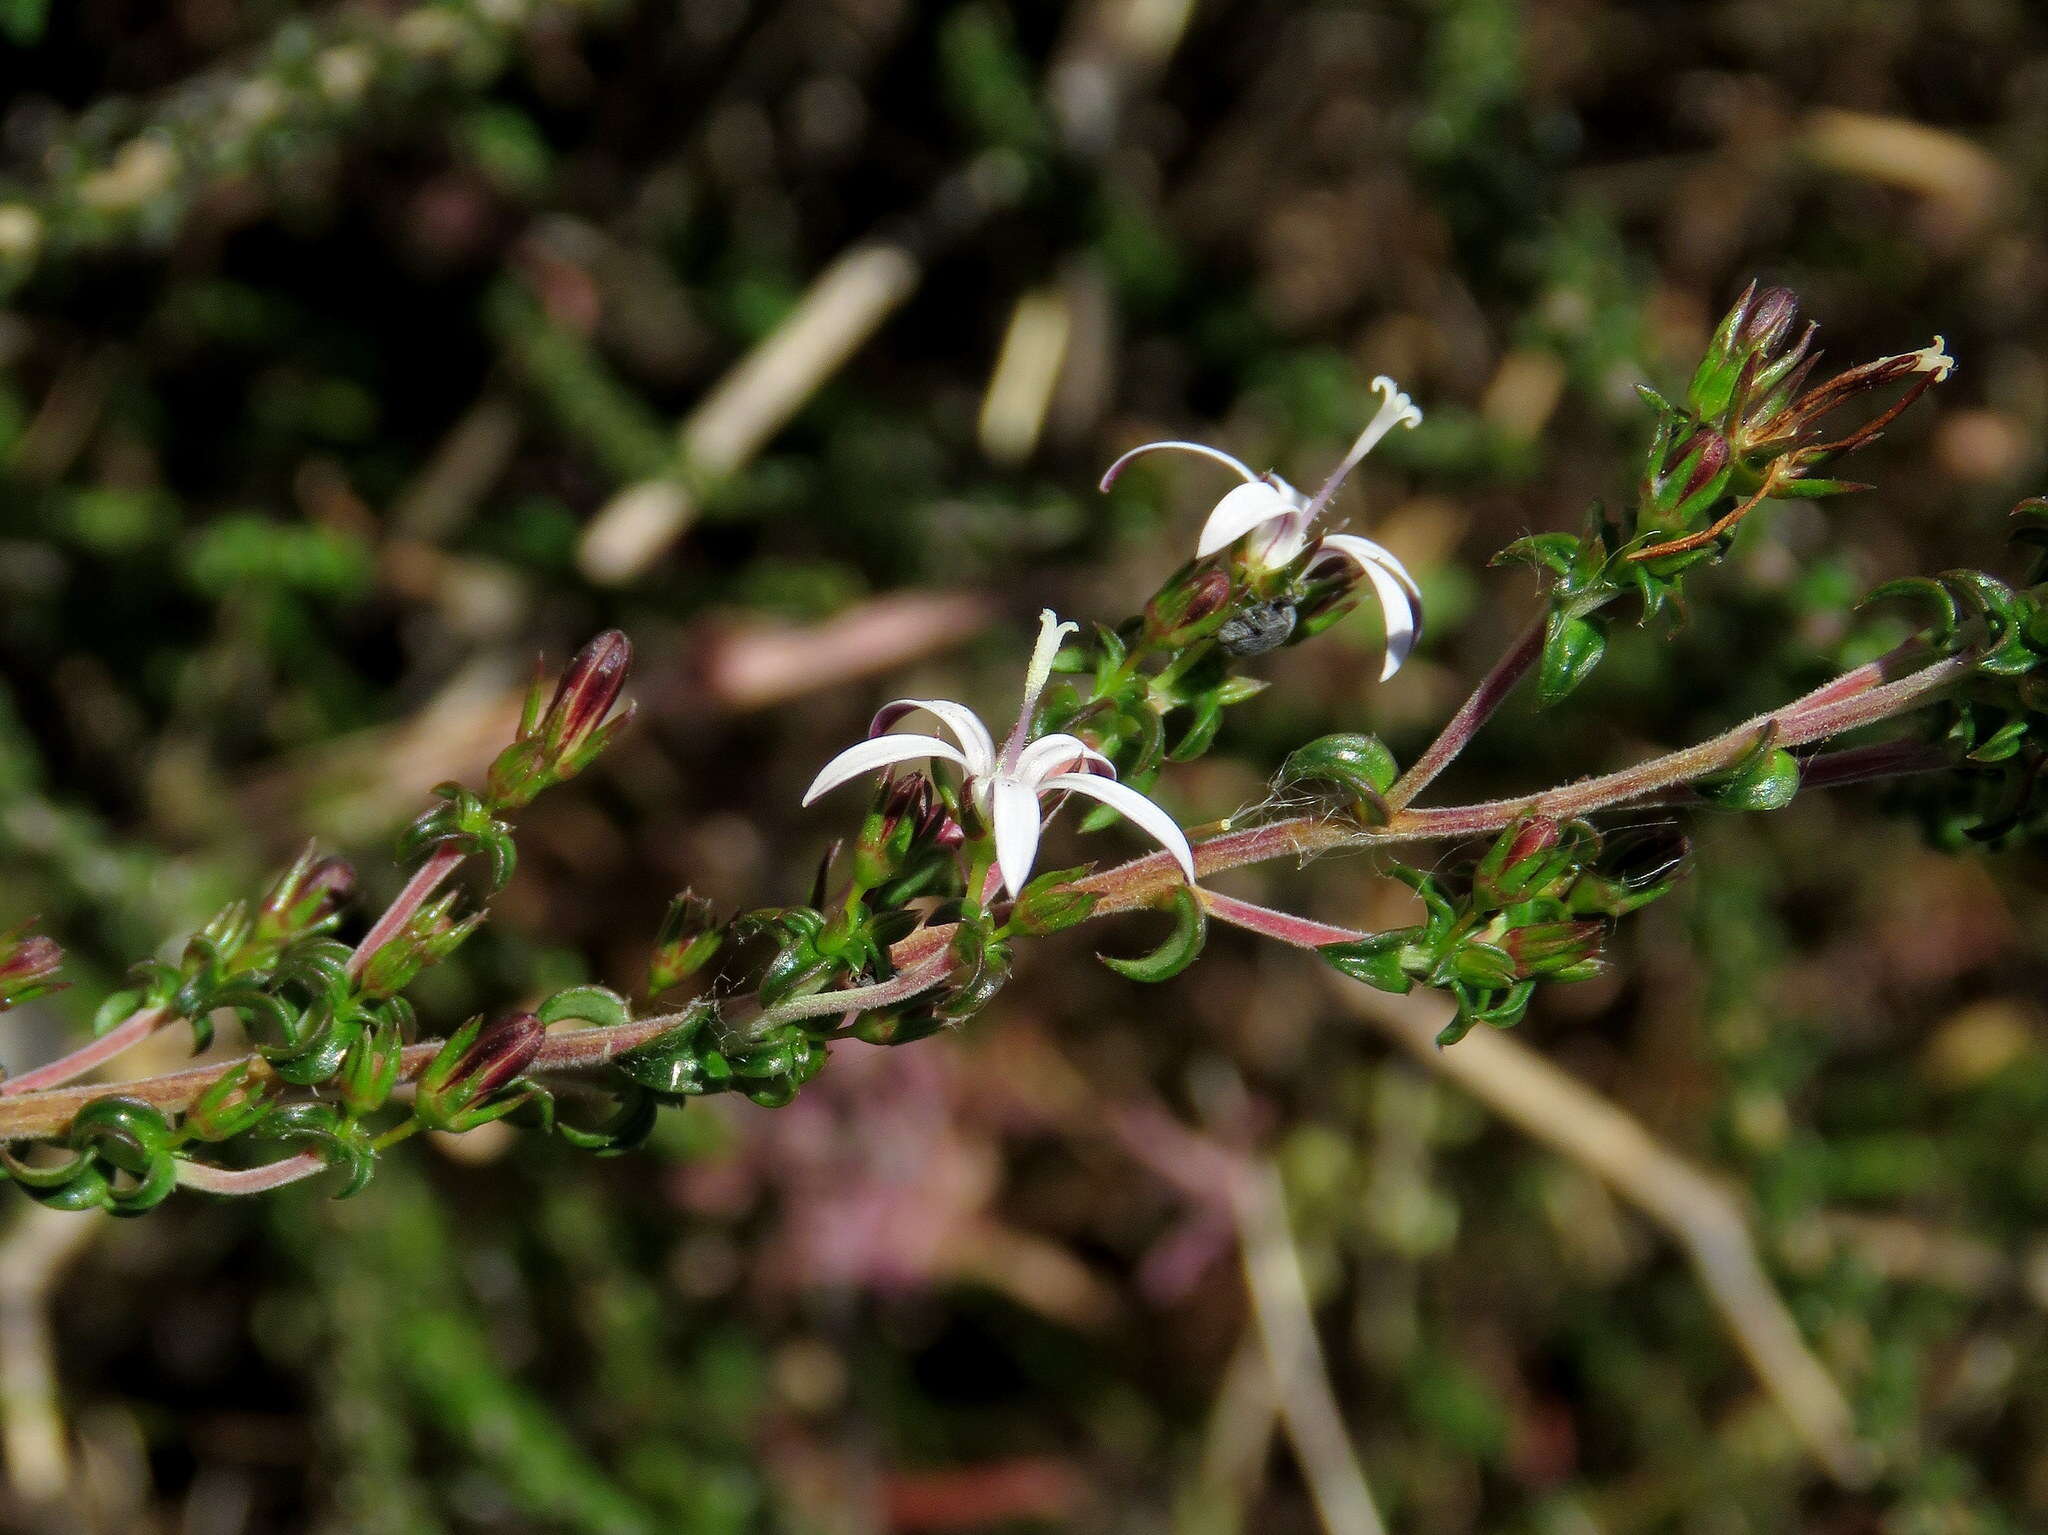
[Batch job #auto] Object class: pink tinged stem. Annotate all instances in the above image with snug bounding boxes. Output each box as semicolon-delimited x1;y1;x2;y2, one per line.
1385;615;1546;811
3;838;469;1098
345;843;466;982
175;1152;329;1196
0;1006;172;1097
0;647;1975;1145
1198;890;1371;950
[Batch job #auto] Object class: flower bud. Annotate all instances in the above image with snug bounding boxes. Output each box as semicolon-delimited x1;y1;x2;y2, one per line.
1146;565;1234;644
356;892;483;1000
647;891;723;995
542;630;632;754
254;844;357;950
1643;427;1732;533
853;774;930;887
415;1011;545;1131
184;1061;277;1142
1472;816;1587;907
1008;866;1100;936
487;630;637;810
1689;282;1811;423
1569;828;1691;917
1500;919;1607;982
0;922;65;1011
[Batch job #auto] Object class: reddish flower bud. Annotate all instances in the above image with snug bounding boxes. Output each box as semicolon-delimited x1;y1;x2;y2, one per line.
542;630;633;754
1737;286;1800;357
452;1011;545;1098
489;630;637;810
416;1011;547;1132
255;845;358;949
1146;565;1235;643
0;922;65;1011
1500;919;1607;981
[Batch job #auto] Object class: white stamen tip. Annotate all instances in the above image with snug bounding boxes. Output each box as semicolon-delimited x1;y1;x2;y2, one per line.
1027;609;1078;690
1368;375;1424;437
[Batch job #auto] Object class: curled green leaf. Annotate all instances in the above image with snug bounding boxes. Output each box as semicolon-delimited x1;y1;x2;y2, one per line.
1098;886;1206;983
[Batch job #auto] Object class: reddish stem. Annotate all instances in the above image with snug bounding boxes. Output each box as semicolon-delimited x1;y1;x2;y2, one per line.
346;842;465;982
0;1006;168;1097
1198;890;1367;949
0;648;1973;1145
175;1152;328;1196
1384;615;1545;811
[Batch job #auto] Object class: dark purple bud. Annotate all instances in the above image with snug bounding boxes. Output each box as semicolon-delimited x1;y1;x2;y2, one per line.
448;1011;545;1099
1147;565;1236;643
490;630;637;809
542;630;633;754
1675;430;1730;504
1738;287;1800;357
1182;567;1234;624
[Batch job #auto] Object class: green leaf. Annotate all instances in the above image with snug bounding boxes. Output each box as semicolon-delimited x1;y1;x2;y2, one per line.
1538;612;1607;706
1697;746;1801;811
1099;886;1206;983
614;999;724;1097
1008;865;1099;936
1277;733;1398;821
1493;532;1583;580
1862;576;1962;646
536;985;632;1030
1318;931;1416;993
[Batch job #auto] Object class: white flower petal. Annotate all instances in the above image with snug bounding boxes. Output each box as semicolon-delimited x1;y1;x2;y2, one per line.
866;698;996;778
1098;438;1260;493
1196;480;1298;559
1360;560;1420;680
990;777;1046;899
1316;535;1423;681
1013;732;1114;787
1041;773;1197;885
801;734;968;806
1315;534;1423;606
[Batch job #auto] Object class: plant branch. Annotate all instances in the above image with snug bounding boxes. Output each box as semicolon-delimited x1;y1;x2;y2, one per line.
0;647;1973;1144
347;842;466;982
0;1007;170;1098
1;840;472;1099
1384;614;1545;811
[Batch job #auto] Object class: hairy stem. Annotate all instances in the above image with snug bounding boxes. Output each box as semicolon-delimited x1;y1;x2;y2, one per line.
347;842;466;982
0;1007;169;1098
0;646;1972;1144
175;1152;329;1196
1;840;474;1099
1383;614;1545;811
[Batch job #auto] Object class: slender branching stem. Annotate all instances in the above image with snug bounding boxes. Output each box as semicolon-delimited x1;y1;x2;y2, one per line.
346;842;466;982
0;644;1972;1144
174;1153;329;1196
0;840;475;1099
0;1007;170;1098
1384;614;1545;811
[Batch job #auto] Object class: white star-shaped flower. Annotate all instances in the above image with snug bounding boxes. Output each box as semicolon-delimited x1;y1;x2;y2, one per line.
802;611;1197;899
1100;375;1426;679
